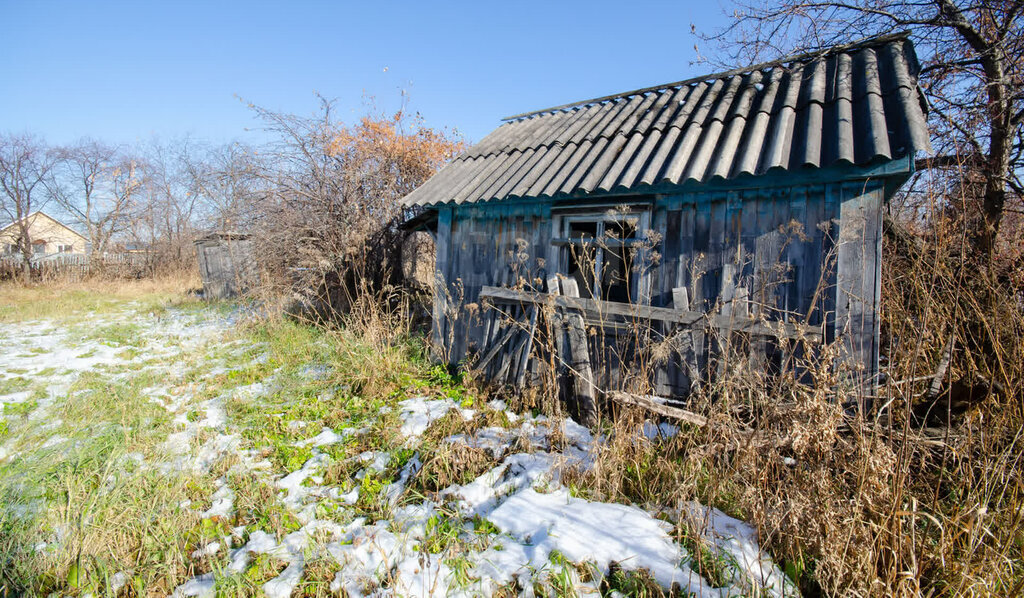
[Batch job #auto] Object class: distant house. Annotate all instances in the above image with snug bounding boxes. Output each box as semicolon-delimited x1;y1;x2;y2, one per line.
0;211;88;258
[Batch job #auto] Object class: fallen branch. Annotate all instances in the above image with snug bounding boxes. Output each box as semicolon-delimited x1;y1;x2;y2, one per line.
608;391;709;427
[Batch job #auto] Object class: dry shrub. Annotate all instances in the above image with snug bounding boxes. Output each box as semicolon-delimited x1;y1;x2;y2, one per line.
242;98;462;321
409;443;494;496
553;205;1024;596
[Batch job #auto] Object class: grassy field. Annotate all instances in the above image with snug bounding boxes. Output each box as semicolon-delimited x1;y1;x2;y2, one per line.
0;282;791;598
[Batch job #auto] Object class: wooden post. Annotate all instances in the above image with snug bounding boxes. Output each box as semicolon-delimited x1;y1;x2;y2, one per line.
559;278;598;426
835;182;884;405
673;286;700;390
716;264;736;379
430;208;453;363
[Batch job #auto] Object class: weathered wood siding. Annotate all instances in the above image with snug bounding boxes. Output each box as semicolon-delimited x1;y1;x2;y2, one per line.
432;201;552;363
433;178;885;394
195;237;257;300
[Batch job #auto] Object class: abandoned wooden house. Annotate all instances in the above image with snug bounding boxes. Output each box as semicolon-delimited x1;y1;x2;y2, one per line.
194;232;258;300
402;33;931;416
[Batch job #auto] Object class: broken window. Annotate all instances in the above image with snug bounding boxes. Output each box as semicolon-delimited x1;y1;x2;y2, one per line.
561;214;642;303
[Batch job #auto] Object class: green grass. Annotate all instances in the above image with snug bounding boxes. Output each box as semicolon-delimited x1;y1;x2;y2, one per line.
672;521;733;589
422;509;464;554
0;376;32;396
0;286;447;595
0;293;224;594
0;284;745;597
3;398;39;418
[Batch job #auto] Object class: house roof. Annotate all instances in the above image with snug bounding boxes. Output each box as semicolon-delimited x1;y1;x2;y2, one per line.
403;33;931;208
0;211;88;242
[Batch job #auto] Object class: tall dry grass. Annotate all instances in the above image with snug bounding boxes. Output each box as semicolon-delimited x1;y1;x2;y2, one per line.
0;267;202;323
474;206;1024;596
237;191;1023;596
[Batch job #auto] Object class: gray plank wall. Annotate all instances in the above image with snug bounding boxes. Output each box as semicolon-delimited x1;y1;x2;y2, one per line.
432;201;552;364
432;178;884;394
196;238;257;300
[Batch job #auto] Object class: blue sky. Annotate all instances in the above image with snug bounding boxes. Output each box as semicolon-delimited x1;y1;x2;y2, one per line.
1;1;731;147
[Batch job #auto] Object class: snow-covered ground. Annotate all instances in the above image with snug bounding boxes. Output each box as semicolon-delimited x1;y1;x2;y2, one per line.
0;301;796;597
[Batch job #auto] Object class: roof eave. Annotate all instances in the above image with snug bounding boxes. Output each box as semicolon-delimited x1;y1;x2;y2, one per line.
411;155;916;209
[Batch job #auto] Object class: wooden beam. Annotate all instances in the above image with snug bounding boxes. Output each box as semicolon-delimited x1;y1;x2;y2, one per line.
478;285;821;341
560;278;598;427
474;325;517;372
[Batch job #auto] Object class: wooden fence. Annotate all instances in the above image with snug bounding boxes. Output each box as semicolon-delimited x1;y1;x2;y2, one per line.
0;253;153;282
474;272;826;424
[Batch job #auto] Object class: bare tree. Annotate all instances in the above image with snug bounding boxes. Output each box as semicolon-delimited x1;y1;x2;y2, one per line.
179;141;262;231
51;139;141;255
0;133;57;277
703;0;1023;258
126;138;205;270
243;96;463;310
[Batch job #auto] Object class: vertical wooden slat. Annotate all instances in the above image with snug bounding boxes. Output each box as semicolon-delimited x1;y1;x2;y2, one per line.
431;207;453;362
661;209;681;308
514;305;539;390
835;181;883;398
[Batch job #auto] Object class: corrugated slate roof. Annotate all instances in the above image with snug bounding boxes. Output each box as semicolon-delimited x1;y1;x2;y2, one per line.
403;33;931;208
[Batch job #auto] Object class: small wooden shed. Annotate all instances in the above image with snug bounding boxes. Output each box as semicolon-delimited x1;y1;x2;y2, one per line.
194;232;257;300
402;34;930;408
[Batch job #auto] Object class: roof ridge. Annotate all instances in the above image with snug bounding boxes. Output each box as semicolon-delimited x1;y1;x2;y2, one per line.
501;31;912;122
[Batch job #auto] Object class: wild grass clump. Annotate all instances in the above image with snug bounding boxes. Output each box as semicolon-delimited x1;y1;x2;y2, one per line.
551;216;1024;597
0;270;203;323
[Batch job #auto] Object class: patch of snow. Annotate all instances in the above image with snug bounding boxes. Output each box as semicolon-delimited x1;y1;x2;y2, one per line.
264;561;304;598
446;426;515;458
397;397;474;442
172;572;215;598
445;452;559;515
641;421;680;440
297;426;348;447
191;541;221;559
233;381;270;400
488;487;715;594
356;450;391;475
162;430;192;455
277;454;330;509
682;502;796;597
202;479;235;519
109;571;130;593
41;435;68;449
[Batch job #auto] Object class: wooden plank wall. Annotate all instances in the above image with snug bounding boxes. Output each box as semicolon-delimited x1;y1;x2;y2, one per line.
196;238;257;300
432;201;552;364
432;179;885;395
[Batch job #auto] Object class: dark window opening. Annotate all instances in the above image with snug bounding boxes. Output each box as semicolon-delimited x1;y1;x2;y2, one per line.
601;245;635;303
562;214;642;303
